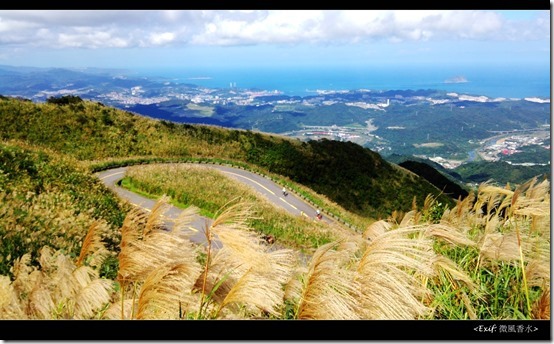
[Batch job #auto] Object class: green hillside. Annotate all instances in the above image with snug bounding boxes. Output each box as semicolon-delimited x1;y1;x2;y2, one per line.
0;95;454;219
0;140;126;278
454;160;551;186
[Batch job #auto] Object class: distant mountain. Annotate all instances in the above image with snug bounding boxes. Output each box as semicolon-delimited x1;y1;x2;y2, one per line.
0;66;110;97
386;153;550;188
0;65;154;101
386;154;464;181
0;65;129;76
0;64;49;73
385;154;469;199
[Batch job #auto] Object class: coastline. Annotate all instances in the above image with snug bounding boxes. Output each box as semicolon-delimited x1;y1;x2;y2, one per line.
134;65;551;100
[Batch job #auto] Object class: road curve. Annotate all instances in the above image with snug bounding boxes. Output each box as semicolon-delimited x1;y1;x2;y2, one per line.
95;163;332;246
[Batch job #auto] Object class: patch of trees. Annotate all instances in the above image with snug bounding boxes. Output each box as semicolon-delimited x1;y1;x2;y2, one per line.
46;95;83;105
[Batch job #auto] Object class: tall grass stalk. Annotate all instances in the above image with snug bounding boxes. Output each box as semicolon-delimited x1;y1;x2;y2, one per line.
295;241;361;320
198;220;213;319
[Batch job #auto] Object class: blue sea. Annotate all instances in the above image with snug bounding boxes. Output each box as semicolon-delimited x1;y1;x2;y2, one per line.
135;65;551;99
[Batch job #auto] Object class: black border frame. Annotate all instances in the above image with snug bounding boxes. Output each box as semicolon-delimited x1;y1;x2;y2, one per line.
0;1;550;342
0;320;551;340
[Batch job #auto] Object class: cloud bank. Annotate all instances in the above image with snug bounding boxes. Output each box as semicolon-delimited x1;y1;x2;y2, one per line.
0;10;549;49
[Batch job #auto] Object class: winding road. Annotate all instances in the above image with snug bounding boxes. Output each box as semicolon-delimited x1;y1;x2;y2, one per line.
96;163;332;246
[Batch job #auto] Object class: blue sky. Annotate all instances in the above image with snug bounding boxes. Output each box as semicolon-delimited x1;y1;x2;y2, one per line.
0;10;549;70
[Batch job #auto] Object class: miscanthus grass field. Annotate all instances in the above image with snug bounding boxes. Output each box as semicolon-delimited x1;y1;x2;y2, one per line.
0;142;549;320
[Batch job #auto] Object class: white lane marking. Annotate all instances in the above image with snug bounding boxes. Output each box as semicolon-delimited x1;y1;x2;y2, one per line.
99;171;125;180
221;171;276;195
279;197;298;210
221;171;300;212
130;202;151;212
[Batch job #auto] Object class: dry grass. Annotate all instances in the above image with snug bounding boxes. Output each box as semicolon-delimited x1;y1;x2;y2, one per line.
471;179;550;276
357;227;435;319
117;196;196;284
0;172;549;320
531;287;550;320
295;241;361;320
430;255;478;293
196;199;297;318
76;222;110;269
136;262;201;319
0;275;27;319
437;177;550;319
3;244;114;319
112;197;300;319
0;216;117;320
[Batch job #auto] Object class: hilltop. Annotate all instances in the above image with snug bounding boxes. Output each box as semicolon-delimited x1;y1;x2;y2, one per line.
0;95;454;219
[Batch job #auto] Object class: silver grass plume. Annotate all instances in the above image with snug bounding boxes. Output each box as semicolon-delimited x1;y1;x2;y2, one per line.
0;275;27;319
356;227;434;319
202;199;296;317
118;196;195;284
136;262;202;319
102;299;136;320
296;241;361;320
76;221;110;269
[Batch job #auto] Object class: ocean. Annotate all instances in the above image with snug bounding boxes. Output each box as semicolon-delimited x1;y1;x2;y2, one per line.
135;64;551;100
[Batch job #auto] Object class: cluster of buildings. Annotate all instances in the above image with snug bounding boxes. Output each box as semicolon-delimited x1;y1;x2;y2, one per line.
300;125;362;142
99;91;170;105
478;132;550;162
89;83;285;108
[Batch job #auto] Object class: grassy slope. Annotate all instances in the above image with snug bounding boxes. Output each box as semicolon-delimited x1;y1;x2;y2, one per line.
0;140;127;277
0;97;454;219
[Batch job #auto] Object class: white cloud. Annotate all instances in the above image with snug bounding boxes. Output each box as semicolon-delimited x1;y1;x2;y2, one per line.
149;32;176;45
0;17;38;33
58;30;130;49
0;10;548;50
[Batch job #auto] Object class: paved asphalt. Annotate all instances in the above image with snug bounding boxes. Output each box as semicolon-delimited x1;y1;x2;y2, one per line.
95;163;332;247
